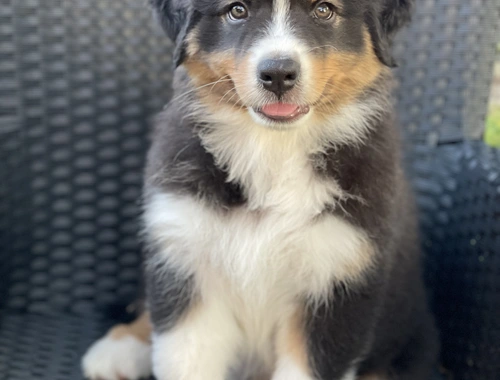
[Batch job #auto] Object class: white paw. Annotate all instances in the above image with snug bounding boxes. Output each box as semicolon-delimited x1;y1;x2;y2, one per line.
82;335;152;380
271;358;314;380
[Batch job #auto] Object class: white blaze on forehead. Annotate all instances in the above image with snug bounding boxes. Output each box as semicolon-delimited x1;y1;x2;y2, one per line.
253;0;300;61
272;0;291;36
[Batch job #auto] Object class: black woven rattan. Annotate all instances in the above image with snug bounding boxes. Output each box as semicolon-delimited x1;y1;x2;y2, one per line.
0;0;173;314
0;0;499;379
393;0;500;143
415;142;500;379
0;314;115;380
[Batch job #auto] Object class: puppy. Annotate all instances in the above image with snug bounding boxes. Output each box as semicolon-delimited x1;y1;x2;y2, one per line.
82;1;439;379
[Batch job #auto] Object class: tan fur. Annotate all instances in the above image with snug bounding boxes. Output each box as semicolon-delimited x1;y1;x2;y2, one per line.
275;309;312;376
311;30;384;117
109;312;152;343
185;26;200;57
183;26;244;105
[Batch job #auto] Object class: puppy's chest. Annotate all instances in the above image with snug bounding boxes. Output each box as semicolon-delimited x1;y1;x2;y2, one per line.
147;159;373;302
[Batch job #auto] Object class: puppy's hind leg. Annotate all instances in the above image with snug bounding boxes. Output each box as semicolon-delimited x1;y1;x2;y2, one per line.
82;312;153;380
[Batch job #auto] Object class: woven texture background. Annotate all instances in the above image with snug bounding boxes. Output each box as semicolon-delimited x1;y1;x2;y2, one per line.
0;0;499;379
415;143;500;379
0;314;114;380
393;0;500;143
0;0;173;314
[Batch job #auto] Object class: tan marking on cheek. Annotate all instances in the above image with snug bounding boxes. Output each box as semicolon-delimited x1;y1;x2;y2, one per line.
184;52;236;85
276;309;312;376
184;58;221;88
183;51;253;114
184;52;237;98
109;311;152;343
308;30;385;114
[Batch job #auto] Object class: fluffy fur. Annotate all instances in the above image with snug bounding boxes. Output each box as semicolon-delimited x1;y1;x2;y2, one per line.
82;1;439;379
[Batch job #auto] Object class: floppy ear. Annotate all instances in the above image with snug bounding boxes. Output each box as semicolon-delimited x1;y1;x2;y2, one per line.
150;0;193;67
367;0;413;67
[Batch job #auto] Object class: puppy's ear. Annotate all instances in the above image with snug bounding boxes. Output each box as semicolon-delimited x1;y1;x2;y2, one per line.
367;0;413;67
150;0;193;67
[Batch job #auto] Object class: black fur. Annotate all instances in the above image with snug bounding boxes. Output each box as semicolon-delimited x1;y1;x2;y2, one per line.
150;0;189;41
150;0;194;67
144;255;196;333
145;87;245;208
366;0;414;67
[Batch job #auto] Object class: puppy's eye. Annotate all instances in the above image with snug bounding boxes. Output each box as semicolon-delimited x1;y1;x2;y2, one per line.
228;3;249;21
313;2;335;20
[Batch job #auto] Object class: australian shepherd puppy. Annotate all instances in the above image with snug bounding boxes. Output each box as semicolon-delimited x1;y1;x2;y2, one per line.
82;0;439;379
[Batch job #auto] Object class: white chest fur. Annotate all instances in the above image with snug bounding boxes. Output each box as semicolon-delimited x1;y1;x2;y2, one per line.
144;187;373;304
146;113;376;302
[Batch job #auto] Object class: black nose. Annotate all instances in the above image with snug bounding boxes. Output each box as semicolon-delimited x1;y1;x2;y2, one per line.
258;58;300;97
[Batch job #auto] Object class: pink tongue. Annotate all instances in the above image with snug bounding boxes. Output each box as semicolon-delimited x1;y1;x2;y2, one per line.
261;103;299;117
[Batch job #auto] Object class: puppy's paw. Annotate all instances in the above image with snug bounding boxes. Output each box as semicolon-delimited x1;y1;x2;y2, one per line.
82;334;152;380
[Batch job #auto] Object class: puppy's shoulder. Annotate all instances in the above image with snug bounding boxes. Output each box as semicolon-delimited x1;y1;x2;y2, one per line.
146;101;244;207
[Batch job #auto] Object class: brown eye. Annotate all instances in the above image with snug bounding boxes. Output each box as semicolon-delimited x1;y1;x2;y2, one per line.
313;2;335;20
228;3;248;21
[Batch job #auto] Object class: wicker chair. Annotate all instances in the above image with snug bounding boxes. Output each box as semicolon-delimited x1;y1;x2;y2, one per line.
0;0;498;379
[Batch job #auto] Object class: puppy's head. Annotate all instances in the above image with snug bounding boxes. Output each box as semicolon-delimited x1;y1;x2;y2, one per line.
152;0;412;129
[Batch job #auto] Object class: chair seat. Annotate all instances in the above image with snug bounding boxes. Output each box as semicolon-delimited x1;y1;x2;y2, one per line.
0;313;115;380
0;312;446;380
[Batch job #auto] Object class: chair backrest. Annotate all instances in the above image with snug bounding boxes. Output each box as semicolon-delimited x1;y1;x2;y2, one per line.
0;0;173;314
393;0;500;144
415;143;500;380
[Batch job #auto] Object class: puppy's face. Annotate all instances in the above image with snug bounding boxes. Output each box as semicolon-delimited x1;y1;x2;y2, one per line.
154;0;412;129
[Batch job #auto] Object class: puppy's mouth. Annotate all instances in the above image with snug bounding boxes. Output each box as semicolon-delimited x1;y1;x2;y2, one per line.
254;103;310;123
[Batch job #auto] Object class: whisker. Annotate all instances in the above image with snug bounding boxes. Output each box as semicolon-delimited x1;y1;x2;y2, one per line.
218;88;237;105
236;88;261;112
306;45;339;53
225;90;240;106
170;76;232;103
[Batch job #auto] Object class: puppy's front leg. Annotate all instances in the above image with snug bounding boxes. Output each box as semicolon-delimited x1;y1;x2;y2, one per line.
152;299;242;380
147;262;242;380
272;310;315;380
271;296;380;380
